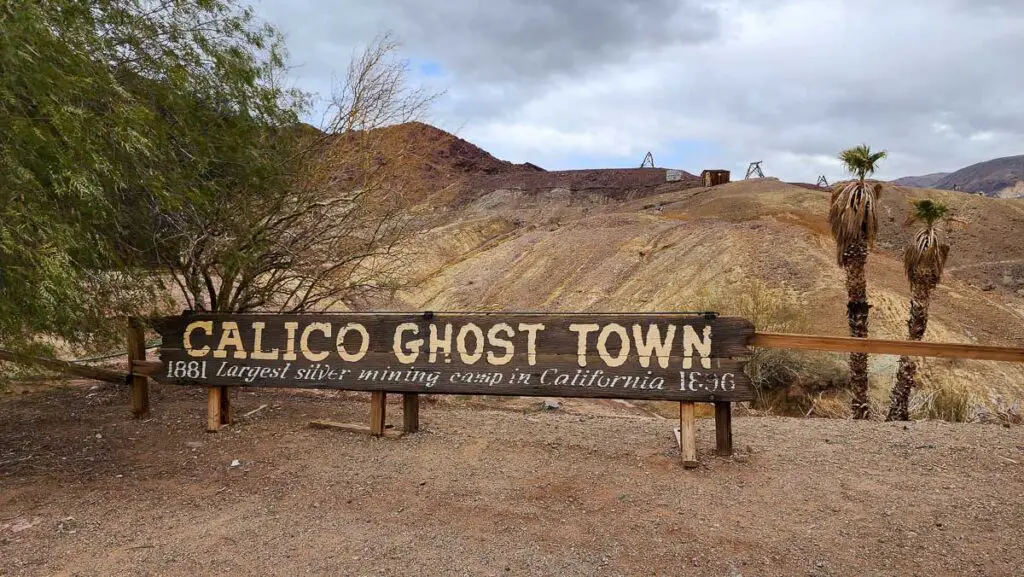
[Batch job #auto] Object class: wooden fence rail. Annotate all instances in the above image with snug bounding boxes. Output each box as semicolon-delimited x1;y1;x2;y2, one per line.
750;333;1024;363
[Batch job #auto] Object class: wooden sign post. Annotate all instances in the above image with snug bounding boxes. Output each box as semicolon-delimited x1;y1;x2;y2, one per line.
126;317;150;418
150;312;754;466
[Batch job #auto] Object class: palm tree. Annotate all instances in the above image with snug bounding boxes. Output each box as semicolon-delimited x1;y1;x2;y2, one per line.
887;199;953;421
829;144;887;419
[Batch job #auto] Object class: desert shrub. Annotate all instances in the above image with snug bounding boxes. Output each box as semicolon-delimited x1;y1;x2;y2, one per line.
909;380;975;422
690;279;849;415
692;278;805;332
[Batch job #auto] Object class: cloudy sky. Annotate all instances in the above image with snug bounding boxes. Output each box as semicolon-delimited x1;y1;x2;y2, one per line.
252;0;1024;182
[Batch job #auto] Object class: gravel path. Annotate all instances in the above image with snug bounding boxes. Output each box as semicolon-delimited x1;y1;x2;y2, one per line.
1;383;1022;576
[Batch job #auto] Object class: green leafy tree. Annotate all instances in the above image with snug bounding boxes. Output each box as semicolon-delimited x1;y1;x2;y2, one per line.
829;144;887;419
0;0;303;350
141;33;438;313
887;199;956;421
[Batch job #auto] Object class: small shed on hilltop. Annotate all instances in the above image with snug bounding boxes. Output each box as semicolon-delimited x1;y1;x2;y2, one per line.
701;169;730;187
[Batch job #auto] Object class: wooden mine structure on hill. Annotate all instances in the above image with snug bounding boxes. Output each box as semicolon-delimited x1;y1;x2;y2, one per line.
701;169;731;187
745;161;765;179
640;151;656;168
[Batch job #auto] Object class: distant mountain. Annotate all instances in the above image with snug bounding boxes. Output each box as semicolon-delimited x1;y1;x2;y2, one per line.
933;155;1024;196
894;155;1024;196
891;172;949;188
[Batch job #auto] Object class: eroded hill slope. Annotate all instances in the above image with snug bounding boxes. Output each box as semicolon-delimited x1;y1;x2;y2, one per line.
392;178;1024;404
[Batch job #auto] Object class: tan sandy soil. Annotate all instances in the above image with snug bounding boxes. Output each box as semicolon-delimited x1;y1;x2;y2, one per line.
2;383;1023;577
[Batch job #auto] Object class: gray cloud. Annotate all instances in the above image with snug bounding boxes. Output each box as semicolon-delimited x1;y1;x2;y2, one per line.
385;0;719;82
253;0;1024;181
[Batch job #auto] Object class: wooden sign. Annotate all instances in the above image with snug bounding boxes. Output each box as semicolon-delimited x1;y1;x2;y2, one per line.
151;312;754;402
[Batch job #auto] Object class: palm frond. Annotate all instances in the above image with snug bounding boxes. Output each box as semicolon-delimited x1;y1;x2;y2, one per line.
909;199;949;225
903;226;950;281
838;144;888;180
828;179;881;264
903;199;953;282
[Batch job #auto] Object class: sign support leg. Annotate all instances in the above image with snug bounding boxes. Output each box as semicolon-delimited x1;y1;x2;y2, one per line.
207;387;222;432
679;401;698;468
127;317;150;418
370;391;386;436
219;386;232;425
714;401;733;456
402;393;419;433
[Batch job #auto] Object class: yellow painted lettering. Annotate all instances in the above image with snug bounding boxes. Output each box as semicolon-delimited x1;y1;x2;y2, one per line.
568;323;600;367
250;322;279;360
183;320;212;358
300;322;332;362
213;321;247;360
336;323;369;362
394;323;422;364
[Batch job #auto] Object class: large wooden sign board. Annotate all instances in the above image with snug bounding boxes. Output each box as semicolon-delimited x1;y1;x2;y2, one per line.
152;312;754;402
149;312;753;467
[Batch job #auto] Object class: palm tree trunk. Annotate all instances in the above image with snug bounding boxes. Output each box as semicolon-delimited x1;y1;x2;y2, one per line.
887;277;933;421
843;237;871;419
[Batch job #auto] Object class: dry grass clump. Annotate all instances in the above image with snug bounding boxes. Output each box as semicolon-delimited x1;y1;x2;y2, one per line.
908;380;974;422
904;383;1022;425
972;394;1023;426
805;391;853;419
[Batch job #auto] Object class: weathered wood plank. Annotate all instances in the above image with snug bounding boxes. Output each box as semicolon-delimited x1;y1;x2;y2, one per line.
151;353;752;402
680;402;697;468
402;393;419;433
370;391;386;436
131;360;164;376
153;350;747;375
151;312;754;359
219;386;231;425
127;318;150;418
207;387;222;433
150;312;754;401
151;361;752;402
714;401;732;457
750;332;1024;362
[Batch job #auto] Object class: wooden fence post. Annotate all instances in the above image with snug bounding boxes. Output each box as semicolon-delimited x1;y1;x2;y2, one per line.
402;393;419;433
370;391;386;436
679;401;697;468
714;402;733;456
127;317;150;418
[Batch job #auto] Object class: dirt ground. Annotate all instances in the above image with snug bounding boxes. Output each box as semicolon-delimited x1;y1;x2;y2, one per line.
1;382;1023;577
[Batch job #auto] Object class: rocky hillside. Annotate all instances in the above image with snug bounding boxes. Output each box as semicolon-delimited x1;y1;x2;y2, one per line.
374;127;1024;410
384;121;544;176
896;155;1024;196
